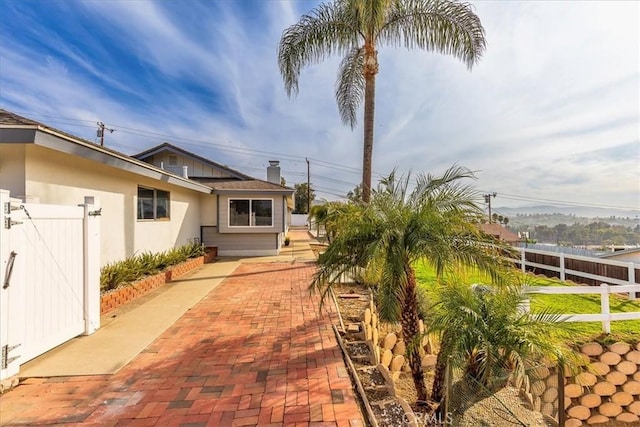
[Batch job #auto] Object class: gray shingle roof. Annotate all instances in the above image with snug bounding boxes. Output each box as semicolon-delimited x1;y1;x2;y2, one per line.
193;178;293;192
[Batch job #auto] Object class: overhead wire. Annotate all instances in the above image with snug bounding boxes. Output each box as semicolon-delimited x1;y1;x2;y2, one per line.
11;110;364;176
11;111;637;211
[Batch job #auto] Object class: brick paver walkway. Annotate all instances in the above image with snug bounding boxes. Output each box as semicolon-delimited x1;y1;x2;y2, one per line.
0;262;364;426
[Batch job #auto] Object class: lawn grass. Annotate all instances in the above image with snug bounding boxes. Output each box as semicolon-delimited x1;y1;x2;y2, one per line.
413;261;640;345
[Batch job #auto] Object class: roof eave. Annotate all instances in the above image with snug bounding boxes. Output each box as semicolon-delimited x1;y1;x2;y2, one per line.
1;125;212;194
213;188;294;195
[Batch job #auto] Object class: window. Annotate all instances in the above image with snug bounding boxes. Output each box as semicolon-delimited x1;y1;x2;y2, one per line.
137;187;170;220
229;199;273;227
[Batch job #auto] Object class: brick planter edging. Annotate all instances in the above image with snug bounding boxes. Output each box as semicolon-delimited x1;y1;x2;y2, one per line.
100;247;217;315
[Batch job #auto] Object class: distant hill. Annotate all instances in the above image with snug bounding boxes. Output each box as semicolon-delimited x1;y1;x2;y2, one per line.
494;205;639;220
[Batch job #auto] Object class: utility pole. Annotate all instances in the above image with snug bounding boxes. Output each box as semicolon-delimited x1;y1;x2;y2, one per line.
484;192;497;223
306;158;310;214
97;122;114;146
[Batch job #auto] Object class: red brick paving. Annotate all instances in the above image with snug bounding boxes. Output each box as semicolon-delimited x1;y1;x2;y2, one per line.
0;261;364;426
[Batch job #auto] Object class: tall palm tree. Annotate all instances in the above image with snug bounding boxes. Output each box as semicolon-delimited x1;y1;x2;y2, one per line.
278;0;486;203
310;165;508;404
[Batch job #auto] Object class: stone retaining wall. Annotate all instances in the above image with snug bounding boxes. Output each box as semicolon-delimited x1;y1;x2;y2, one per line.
563;341;640;426
360;300;640;426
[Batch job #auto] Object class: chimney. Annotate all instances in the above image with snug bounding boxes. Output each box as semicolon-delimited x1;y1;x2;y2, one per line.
182;165;189;178
267;160;280;184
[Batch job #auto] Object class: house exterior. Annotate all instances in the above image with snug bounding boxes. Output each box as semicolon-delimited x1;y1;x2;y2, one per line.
0;109;294;264
133;143;294;256
598;247;640;264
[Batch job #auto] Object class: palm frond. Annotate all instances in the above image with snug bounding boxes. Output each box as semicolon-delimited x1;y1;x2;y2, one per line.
379;0;486;69
335;46;365;127
278;2;360;97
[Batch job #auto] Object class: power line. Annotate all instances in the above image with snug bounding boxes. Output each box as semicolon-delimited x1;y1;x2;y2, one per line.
96;121;114;146
482;191;639;212
10;111;365;176
11;111;637;212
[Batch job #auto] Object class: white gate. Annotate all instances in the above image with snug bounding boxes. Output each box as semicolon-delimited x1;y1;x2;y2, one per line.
0;190;101;380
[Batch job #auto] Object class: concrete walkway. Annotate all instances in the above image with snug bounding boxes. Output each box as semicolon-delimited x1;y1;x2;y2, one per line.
0;230;363;426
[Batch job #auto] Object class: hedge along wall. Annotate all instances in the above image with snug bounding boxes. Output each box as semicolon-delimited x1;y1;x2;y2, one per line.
560;342;640;426
100;248;217;315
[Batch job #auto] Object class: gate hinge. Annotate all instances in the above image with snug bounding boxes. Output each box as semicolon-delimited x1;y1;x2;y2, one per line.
3;203;21;214
4;218;23;229
1;344;20;369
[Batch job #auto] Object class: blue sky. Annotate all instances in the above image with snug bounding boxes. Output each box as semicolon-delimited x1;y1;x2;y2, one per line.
0;0;638;212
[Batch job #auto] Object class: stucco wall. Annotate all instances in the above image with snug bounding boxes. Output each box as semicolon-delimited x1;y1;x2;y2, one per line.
199;193;217;227
0;144;26;198
17;145;206;265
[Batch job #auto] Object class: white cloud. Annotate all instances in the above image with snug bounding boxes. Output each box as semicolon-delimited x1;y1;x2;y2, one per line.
0;0;638;210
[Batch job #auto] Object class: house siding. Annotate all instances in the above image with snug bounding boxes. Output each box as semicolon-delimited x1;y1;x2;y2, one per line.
600;251;640;263
16;144;206;265
146;153;233;178
217;193;285;234
202;226;278;256
0;144;26;198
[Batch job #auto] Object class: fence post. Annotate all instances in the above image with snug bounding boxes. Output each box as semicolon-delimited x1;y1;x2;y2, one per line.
0;190;14;380
559;252;565;282
558;363;565;427
521;248;526;273
82;196;101;335
628;262;637;300
600;283;610;334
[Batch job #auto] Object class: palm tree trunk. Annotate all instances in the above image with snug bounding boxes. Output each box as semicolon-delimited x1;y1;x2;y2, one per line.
401;263;429;404
361;44;377;203
431;330;452;404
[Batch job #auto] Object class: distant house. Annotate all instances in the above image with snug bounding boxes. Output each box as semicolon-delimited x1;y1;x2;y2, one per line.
479;223;520;245
0;109;294;264
133;143;295;256
598;247;640;264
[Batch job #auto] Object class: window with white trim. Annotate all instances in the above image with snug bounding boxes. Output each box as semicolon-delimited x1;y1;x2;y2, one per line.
137;187;170;220
229;199;273;227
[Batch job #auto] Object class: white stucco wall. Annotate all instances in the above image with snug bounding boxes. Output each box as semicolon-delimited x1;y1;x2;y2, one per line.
200;193;217;227
0;144;26;197
11;144;207;265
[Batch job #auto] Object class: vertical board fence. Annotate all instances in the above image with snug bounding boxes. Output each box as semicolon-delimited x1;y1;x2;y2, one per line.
515;247;639;297
0;190;100;381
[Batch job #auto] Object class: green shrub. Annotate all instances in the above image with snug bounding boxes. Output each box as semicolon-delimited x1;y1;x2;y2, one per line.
100;241;206;292
100;255;142;292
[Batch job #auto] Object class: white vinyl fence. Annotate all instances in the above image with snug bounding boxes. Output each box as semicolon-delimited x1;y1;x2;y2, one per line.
514;247;639;299
0;190;100;380
523;284;640;334
290;213;309;227
513;247;640;333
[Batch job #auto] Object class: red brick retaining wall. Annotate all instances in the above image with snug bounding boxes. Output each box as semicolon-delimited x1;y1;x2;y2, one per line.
100;247;217;315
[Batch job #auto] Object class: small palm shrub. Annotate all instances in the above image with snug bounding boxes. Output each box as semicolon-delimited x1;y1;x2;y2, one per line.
100;241;206;292
428;275;576;406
